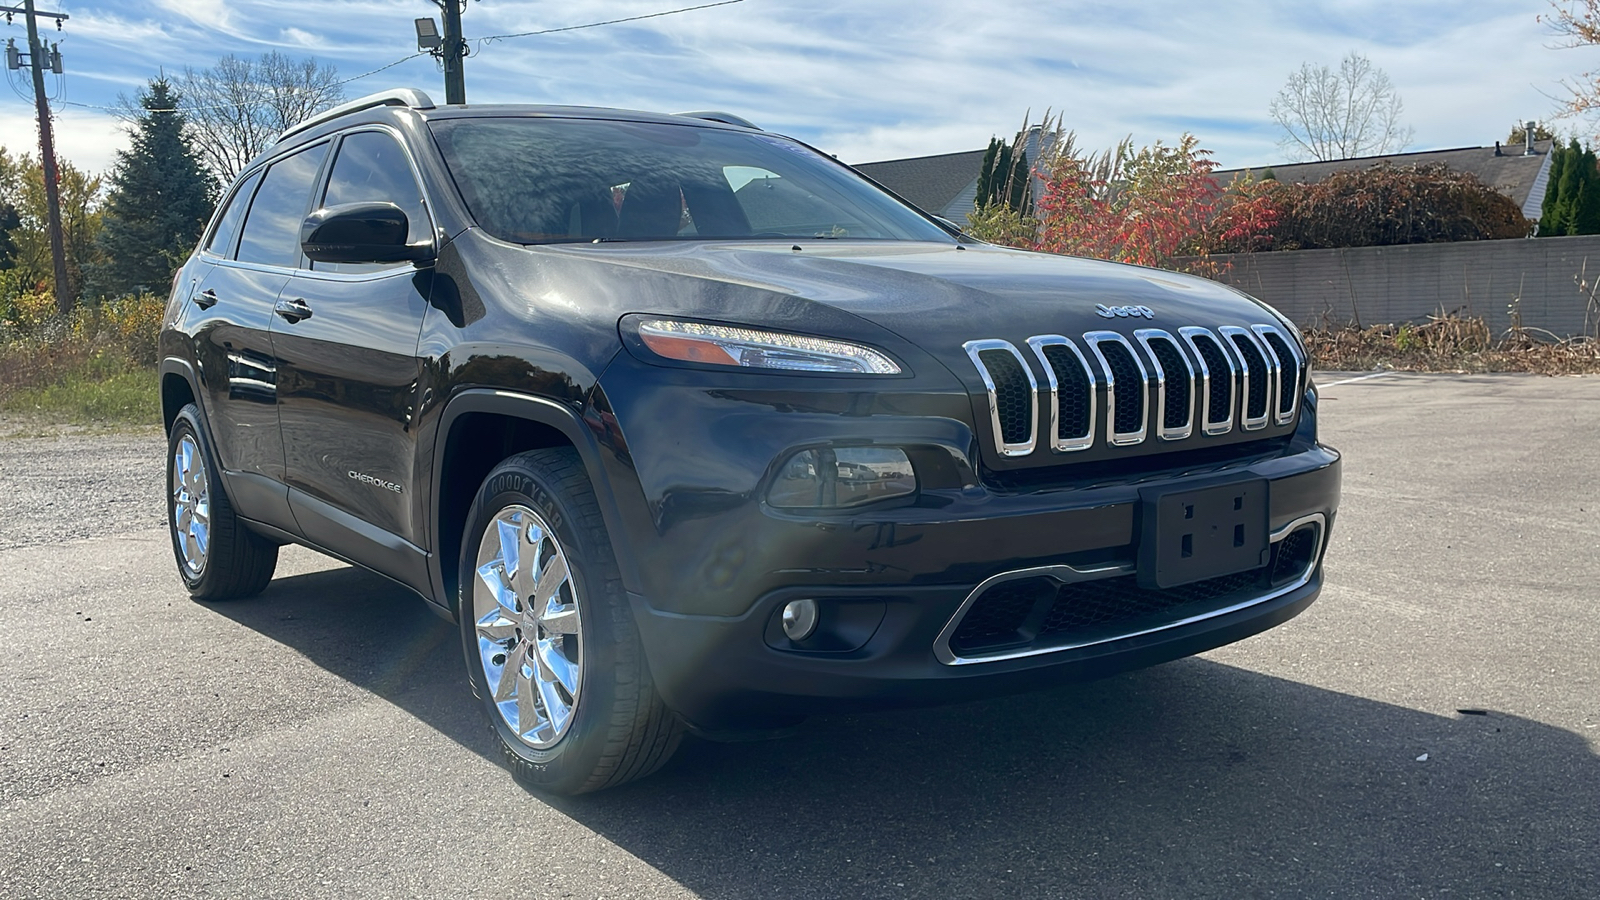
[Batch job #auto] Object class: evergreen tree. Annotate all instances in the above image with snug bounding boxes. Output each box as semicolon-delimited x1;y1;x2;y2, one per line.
976;137;1030;212
89;78;215;299
1573;147;1600;235
0;202;18;269
1004;145;1030;212
976;138;1002;210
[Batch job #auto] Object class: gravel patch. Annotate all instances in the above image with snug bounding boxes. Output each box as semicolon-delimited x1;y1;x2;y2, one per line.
0;428;166;550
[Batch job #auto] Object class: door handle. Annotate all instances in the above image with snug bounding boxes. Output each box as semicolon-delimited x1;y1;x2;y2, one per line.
274;297;314;324
194;289;219;309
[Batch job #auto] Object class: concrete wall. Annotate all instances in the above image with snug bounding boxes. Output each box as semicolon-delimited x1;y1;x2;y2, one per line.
1194;234;1600;339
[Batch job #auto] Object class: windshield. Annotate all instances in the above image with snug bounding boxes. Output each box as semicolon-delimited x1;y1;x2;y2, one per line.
428;117;952;244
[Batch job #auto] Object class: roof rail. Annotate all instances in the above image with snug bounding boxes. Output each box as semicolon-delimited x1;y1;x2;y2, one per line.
277;88;436;143
673;110;761;130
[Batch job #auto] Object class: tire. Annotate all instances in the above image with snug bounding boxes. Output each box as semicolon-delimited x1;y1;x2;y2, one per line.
458;448;682;795
166;404;278;601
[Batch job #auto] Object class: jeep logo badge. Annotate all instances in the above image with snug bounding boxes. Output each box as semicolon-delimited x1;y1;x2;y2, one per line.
1096;304;1155;319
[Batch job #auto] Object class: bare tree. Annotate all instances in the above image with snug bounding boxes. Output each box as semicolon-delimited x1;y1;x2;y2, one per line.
1269;52;1415;161
177;52;345;184
1542;0;1600;124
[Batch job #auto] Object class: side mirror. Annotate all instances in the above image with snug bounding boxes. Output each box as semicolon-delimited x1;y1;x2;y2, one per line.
300;202;433;264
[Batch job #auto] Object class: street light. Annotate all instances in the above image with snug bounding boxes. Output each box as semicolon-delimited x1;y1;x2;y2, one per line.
414;17;441;52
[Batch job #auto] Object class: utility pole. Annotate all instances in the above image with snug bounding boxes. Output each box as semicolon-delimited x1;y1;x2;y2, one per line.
437;0;466;104
5;1;71;314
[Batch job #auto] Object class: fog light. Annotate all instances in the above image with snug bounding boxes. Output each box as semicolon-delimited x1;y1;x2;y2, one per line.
781;599;819;641
768;447;916;509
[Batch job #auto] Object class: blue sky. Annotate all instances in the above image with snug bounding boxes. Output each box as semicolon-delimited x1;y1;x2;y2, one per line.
0;0;1592;176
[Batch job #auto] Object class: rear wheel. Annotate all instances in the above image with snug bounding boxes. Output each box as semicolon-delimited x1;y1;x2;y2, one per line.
459;448;681;795
166;404;278;601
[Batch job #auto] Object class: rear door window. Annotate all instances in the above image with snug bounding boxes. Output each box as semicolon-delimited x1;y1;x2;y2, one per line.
235;143;329;268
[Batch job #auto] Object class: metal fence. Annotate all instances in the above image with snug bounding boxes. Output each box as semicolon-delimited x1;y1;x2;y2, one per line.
1190;234;1600;339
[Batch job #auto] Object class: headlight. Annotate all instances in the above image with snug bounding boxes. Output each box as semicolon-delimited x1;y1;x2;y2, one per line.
637;318;902;374
768;447;917;508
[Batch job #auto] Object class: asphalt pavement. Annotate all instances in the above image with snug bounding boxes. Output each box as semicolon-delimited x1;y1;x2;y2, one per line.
0;372;1596;899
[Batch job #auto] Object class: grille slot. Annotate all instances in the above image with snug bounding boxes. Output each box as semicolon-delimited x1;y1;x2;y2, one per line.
1256;327;1303;425
1085;332;1148;445
1221;326;1273;430
1028;336;1096;452
1180;327;1236;435
1136;330;1194;441
963;340;1037;456
943;517;1325;662
981;350;1032;444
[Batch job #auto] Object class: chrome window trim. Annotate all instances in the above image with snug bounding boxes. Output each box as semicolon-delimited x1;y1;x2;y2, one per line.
963;339;1038;457
933;512;1328;666
1026;335;1097;453
1083;331;1149;446
1177;326;1236;436
1219;325;1274;431
1133;329;1194;441
1252;324;1303;426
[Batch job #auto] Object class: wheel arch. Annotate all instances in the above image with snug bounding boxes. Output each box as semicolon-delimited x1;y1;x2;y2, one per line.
429;389;640;619
159;357;204;436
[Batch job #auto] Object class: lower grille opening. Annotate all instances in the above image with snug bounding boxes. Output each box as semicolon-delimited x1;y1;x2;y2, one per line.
1269;525;1317;586
947;522;1322;659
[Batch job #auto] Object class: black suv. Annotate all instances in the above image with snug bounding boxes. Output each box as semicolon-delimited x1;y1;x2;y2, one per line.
160;88;1341;794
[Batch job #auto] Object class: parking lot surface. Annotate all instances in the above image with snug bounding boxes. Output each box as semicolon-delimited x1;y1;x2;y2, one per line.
1;372;1596;899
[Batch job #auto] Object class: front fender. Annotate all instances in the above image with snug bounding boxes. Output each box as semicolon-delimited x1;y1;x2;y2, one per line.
426;388;646;614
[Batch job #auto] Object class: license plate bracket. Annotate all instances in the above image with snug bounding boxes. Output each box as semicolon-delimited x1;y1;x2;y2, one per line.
1137;478;1269;589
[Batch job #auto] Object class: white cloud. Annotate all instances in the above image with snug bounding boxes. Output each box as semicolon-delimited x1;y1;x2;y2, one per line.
0;108;126;175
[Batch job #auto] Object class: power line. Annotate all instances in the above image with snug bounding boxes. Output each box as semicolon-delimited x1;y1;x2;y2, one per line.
46;0;752;116
473;0;746;50
57;52;431;115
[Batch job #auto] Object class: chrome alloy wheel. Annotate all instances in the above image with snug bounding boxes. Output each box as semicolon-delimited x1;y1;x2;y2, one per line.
171;433;211;577
472;505;583;749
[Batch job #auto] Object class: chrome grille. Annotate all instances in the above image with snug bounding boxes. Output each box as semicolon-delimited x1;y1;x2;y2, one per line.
964;321;1306;457
963;340;1037;456
1254;325;1304;426
1027;336;1097;452
1135;329;1194;441
1220;326;1273;430
1179;326;1236;435
1084;332;1148;446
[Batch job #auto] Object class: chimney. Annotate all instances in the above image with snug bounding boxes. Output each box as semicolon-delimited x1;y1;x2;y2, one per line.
1495;141;1502;157
1526;121;1537;156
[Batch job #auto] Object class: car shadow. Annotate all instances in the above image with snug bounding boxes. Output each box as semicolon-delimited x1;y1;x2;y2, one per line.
216;564;1599;899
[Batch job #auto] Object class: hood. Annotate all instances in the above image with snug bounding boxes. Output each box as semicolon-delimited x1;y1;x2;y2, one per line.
541;239;1287;374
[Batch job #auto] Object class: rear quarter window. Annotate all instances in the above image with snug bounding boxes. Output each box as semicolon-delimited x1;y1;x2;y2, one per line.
204;170;262;258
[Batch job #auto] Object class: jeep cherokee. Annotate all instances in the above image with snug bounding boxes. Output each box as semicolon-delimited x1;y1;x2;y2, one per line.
159;88;1341;795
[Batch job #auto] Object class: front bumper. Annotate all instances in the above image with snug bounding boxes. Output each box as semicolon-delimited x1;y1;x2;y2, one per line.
630;441;1340;730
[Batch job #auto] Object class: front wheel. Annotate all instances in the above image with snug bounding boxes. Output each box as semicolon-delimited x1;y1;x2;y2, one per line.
459;448;681;795
166;404;278;601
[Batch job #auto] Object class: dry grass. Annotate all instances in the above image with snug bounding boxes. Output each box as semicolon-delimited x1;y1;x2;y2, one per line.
0;293;164;425
1305;314;1600;375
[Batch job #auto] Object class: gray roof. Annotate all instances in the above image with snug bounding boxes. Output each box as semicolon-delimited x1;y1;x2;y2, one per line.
1216;142;1556;219
853;149;989;216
